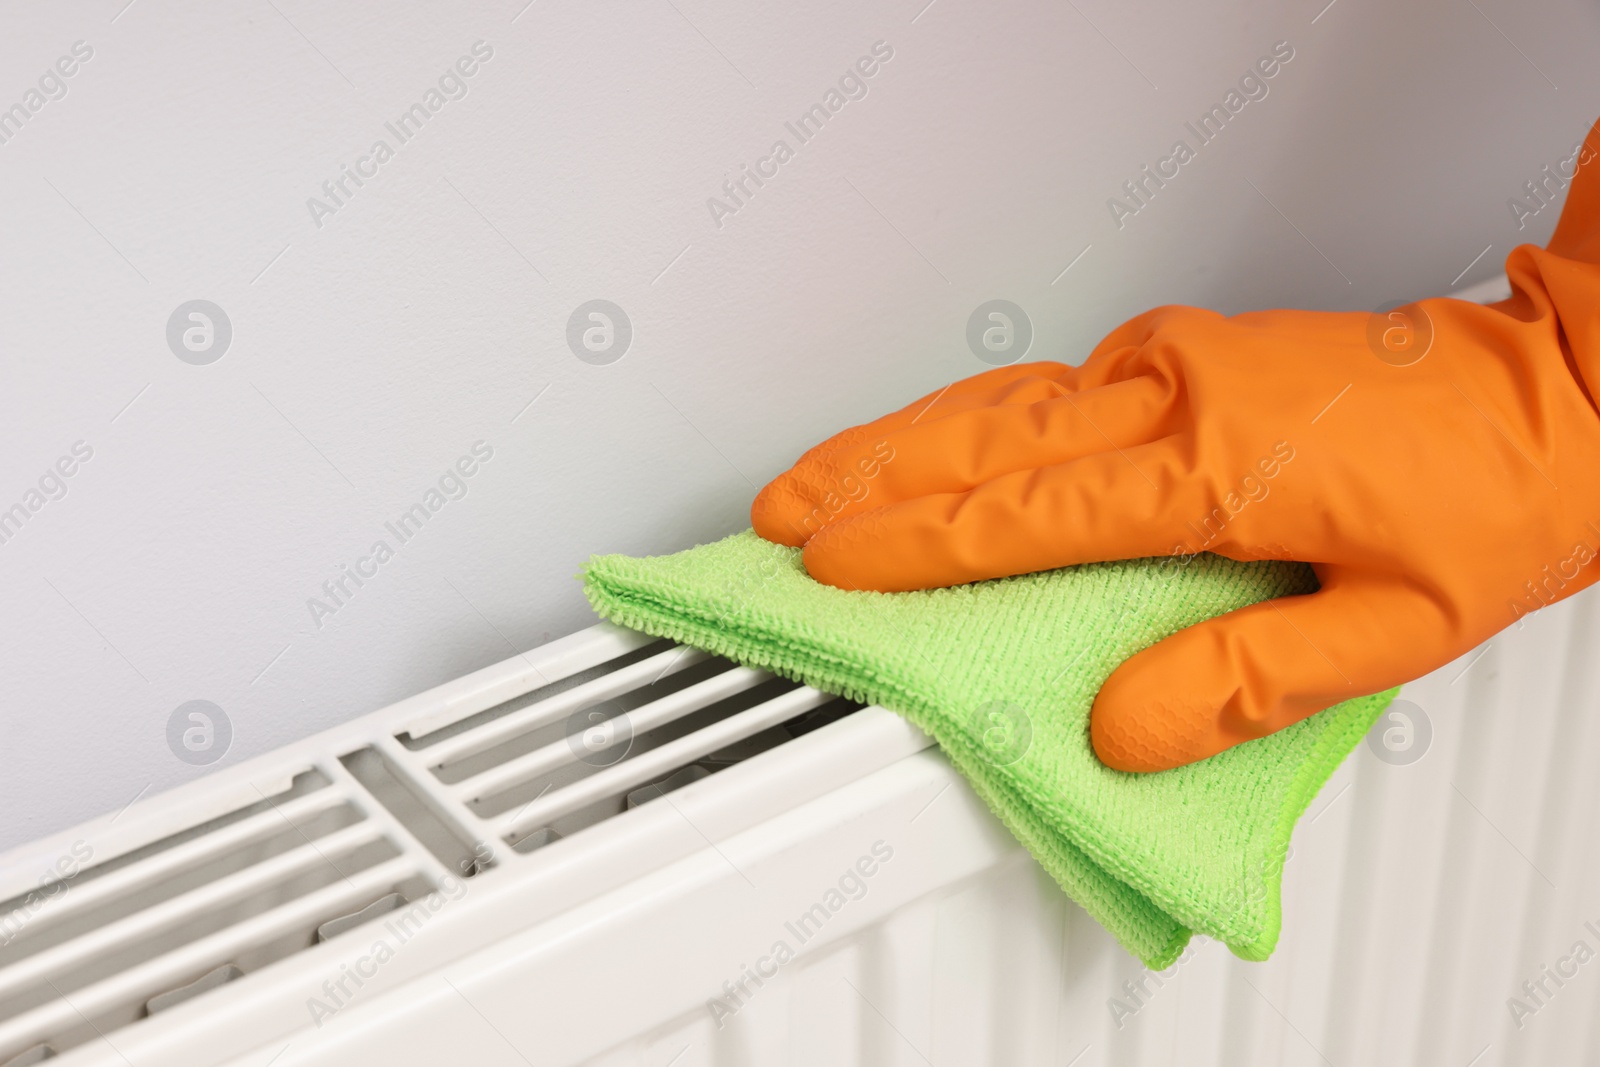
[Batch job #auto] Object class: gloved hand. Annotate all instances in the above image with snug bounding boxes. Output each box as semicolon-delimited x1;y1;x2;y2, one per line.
752;119;1600;773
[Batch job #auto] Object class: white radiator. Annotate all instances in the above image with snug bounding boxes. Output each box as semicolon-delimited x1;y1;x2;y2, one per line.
8;276;1596;1066
5;591;1598;1067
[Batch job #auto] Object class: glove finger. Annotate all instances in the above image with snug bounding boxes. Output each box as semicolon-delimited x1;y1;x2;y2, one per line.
1090;568;1447;772
753;363;1086;546
754;375;1174;546
801;437;1207;591
812;363;1084;454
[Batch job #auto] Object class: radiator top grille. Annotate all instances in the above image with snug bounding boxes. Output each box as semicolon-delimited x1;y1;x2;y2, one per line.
0;625;857;1064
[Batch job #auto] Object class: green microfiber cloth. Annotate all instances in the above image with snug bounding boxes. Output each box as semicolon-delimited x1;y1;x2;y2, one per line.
581;530;1396;967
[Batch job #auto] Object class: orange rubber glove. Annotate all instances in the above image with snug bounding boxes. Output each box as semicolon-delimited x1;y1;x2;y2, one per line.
752;118;1600;772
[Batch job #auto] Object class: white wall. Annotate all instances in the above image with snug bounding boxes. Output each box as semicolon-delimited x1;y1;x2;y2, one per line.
2;0;1597;851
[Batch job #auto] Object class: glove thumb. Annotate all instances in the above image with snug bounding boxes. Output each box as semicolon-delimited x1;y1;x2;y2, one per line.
1090;569;1437;772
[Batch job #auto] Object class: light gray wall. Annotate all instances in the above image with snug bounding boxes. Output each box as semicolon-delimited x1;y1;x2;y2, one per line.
2;0;1597;851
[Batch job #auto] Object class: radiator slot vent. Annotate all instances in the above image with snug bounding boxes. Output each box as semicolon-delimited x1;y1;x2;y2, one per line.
394;638;675;751
457;672;802;819
0;773;356;971
625;765;711;808
0;768;331;924
425;653;730;787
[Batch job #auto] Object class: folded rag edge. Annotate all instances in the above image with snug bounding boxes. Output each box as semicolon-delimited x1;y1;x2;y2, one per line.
582;555;1397;968
1224;687;1393;961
